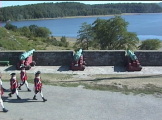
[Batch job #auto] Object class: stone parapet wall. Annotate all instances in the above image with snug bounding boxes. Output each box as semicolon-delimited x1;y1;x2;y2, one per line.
135;50;162;66
0;50;24;65
83;50;162;66
33;50;73;66
0;50;162;66
83;50;125;66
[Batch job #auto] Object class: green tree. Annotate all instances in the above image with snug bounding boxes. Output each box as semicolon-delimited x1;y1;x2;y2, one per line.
35;27;51;38
1;2;161;22
29;25;51;37
18;26;31;37
76;22;94;50
139;39;161;50
60;36;69;47
92;16;139;50
29;25;38;37
4;23;17;31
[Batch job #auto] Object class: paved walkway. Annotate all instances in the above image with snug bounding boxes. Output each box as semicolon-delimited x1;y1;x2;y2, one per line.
1;82;162;120
0;65;162;75
1;66;162;119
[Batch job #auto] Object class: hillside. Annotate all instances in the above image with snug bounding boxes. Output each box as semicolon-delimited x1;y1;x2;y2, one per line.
0;27;74;50
0;2;162;21
0;27;31;50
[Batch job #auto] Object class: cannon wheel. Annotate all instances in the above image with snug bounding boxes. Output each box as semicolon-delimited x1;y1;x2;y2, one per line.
25;65;31;70
30;61;36;67
16;63;21;70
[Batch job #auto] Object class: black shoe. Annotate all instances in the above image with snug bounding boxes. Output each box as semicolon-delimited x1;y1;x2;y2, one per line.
17;96;21;100
33;96;37;100
2;108;8;112
18;86;21;90
42;97;47;102
8;93;12;97
27;89;31;92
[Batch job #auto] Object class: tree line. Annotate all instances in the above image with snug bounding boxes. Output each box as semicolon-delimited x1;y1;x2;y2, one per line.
1;16;161;50
76;16;161;50
0;2;162;21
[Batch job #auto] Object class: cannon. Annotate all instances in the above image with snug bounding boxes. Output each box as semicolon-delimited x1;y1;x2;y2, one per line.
70;49;86;71
16;49;36;70
125;50;142;71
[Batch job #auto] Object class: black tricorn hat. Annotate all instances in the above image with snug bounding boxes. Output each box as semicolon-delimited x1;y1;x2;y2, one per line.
10;73;16;76
35;71;41;74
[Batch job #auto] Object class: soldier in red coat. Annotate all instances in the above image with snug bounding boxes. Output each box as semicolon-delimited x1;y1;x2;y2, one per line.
0;76;8;112
18;66;31;91
33;71;47;102
8;73;21;100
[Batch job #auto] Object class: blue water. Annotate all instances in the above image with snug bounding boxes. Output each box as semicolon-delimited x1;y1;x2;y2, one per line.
1;13;162;40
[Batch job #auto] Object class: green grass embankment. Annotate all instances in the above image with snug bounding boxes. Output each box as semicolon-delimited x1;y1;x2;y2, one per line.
2;73;162;96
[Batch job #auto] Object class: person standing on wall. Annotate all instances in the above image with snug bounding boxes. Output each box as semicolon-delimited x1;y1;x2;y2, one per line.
18;66;31;92
8;73;21;100
33;71;47;102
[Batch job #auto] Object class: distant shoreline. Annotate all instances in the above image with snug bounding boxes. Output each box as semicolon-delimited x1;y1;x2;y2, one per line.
14;13;162;21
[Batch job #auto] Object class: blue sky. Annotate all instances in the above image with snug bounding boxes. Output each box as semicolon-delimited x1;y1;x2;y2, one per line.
1;1;161;7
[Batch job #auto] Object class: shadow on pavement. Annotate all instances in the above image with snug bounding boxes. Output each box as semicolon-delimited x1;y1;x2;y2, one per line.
4;98;43;103
114;66;126;72
2;96;8;101
18;90;33;92
2;88;10;92
57;65;70;72
4;65;17;71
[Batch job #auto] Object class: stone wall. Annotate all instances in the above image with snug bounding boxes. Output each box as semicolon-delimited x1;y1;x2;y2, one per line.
83;50;125;66
0;50;24;65
33;50;73;66
0;50;162;66
83;50;162;66
135;50;162;66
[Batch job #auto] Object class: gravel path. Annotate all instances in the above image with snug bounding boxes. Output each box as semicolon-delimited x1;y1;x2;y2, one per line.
1;82;162;120
1;66;162;74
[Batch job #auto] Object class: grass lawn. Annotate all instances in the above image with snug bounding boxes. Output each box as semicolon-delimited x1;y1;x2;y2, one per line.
2;73;162;95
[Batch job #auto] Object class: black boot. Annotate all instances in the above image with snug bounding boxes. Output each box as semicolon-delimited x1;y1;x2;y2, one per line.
42;97;47;102
8;93;12;97
17;95;21;100
2;108;8;112
27;88;31;92
18;86;21;90
33;95;37;100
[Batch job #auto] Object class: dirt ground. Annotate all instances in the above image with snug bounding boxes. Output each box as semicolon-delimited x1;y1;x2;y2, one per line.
1;66;162;94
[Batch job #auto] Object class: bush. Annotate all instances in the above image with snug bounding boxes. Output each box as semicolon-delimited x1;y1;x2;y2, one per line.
29;25;51;37
4;23;17;31
60;36;69;47
139;39;161;50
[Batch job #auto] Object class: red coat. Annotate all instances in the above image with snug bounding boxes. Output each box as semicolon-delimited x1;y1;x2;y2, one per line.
20;70;27;81
34;77;42;91
10;78;18;90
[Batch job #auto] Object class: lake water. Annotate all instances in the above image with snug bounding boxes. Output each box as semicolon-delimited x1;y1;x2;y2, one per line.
1;13;162;40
